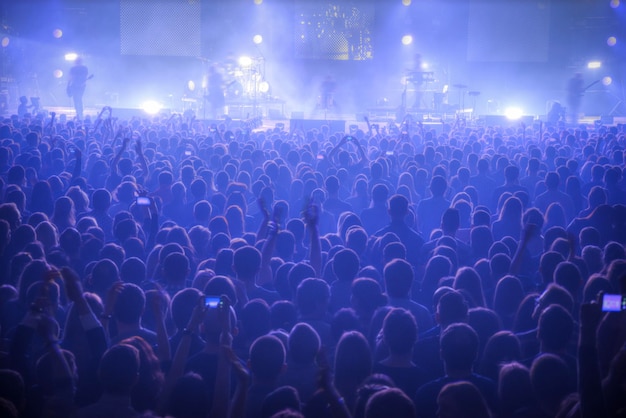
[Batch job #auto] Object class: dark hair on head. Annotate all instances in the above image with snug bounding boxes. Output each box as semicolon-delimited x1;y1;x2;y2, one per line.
249;335;286;381
479;331;522;381
261;386;301;418
98;344;140;395
296;278;329;316
170;288;203;330
440;323;479;371
382;308;417;356
114;283;146;323
436;381;491;418
288;322;320;365
334;331;372;394
271;300;298;332
365;387;415;418
233;245;262;279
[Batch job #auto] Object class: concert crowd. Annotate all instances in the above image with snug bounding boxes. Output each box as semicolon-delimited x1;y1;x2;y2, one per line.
0;110;625;418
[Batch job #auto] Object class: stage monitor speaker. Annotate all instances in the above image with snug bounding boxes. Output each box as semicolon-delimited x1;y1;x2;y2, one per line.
290;119;346;133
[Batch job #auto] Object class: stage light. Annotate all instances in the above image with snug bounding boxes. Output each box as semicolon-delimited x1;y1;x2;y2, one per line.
610;0;620;8
607;36;617;46
402;0;412;5
254;0;263;4
64;52;78;61
187;80;195;91
142;101;162;115
603;76;613;86
401;35;413;45
253;34;263;45
587;61;602;69
52;29;63;39
1;37;9;48
238;56;253;68
259;81;270;93
421;62;429;70
504;107;523;120
53;70;63;78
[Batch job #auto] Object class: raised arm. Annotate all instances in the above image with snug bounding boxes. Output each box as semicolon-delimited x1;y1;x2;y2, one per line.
134;138;149;184
304;201;322;278
110;136;130;178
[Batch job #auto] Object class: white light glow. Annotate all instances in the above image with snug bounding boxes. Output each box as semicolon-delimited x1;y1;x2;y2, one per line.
402;0;412;5
421;62;429;70
52;29;63;39
607;36;617;46
610;0;620;8
504;107;524;120
142;101;162;115
1;37;8;48
587;61;602;69
53;69;63;78
602;76;613;86
64;52;78;61
259;81;270;93
401;35;413;45
238;56;253;68
187;80;195;91
253;34;263;45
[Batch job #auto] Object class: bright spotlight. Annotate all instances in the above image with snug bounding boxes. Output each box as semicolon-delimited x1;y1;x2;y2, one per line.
259;81;270;93
402;0;412;5
587;61;602;69
401;35;413;45
53;69;63;78
187;80;195;91
254;0;263;4
602;76;613;86
238;56;253;68
607;36;617;46
52;29;63;39
253;34;263;44
1;37;9;48
64;52;78;61
142;101;162;115
610;0;620;8
504;107;523;120
421;62;429;70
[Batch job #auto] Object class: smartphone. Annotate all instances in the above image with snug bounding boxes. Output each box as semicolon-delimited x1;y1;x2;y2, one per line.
205;296;221;308
136;196;151;206
317;154;324;160
184;150;192;156
601;293;626;312
385;151;394;156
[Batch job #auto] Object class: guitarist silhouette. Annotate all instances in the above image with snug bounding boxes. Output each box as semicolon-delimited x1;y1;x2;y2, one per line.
67;57;92;120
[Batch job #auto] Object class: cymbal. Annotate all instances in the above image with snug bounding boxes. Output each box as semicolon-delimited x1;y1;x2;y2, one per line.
452;84;468;89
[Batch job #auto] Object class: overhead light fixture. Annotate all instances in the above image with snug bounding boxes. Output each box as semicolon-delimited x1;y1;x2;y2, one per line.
587;61;602;69
64;52;78;61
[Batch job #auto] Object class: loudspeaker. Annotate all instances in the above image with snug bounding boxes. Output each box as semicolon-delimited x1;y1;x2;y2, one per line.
289;119;346;133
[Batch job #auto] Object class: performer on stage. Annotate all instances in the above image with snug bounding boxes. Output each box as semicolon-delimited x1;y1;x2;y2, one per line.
319;75;337;111
566;72;584;125
206;65;225;118
411;53;425;110
67;57;89;120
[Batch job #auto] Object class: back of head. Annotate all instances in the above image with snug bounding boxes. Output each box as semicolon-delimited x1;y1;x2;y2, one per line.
233;245;262;280
441;208;460;233
334;331;372;389
296;278;329;316
498;362;533;414
537;304;573;352
333;248;360;282
530;354;574;413
288;322;320;365
553;261;582;299
171;288;202;330
114;283;145;324
430;175;447;197
440;323;479;372
365;387;415;418
168;372;210;418
388;194;409;220
249;335;286;382
99;344;140;395
384;258;413;298
382;308;417;356
437;290;469;326
437;381;491;418
372;184;389;203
